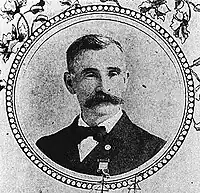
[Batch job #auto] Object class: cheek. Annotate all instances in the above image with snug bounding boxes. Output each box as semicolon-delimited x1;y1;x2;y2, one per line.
110;77;126;95
76;79;97;96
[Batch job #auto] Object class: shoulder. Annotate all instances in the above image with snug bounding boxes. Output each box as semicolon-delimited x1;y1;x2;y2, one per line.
36;126;70;155
133;125;166;151
36;116;79;154
120;111;166;154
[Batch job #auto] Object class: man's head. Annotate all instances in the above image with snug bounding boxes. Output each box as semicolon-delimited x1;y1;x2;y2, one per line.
64;34;129;116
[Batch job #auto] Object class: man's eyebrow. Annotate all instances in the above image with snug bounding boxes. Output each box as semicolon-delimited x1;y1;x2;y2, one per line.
81;68;98;74
107;67;121;73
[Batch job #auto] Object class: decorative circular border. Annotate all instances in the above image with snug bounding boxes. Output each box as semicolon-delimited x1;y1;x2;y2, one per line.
6;5;194;190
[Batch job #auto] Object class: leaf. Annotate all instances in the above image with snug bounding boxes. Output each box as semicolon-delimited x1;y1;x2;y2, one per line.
193;4;200;12
36;0;45;7
2;52;11;63
18;23;28;42
30;5;44;14
0;85;5;91
59;0;72;6
0;79;6;91
195;85;200;101
193;57;200;67
175;0;184;10
138;1;152;15
34;14;48;22
11;24;17;40
29;0;45;14
194;121;200;131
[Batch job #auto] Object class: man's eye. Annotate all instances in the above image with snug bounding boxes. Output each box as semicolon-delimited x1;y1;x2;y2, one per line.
109;71;119;77
85;72;96;77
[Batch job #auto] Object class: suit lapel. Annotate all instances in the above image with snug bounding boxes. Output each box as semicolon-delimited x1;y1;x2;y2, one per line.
64;111;144;175
79;111;129;175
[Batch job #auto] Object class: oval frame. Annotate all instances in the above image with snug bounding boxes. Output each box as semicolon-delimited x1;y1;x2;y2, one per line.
5;5;195;190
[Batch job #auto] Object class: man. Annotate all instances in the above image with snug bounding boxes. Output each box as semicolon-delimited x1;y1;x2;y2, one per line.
36;34;166;176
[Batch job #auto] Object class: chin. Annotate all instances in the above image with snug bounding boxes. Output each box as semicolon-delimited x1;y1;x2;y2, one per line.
92;104;119;115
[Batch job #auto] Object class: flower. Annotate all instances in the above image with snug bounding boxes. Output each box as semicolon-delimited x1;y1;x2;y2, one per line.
139;0;170;21
0;0;27;22
29;0;45;14
0;24;27;62
170;11;189;43
59;0;81;8
0;32;18;62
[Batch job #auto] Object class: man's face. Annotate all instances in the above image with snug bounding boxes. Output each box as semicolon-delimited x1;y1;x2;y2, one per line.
66;44;129;115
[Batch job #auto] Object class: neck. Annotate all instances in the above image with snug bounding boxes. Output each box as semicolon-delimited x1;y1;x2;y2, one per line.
81;105;121;126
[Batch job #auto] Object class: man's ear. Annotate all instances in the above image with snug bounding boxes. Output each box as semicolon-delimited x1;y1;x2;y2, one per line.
64;72;76;94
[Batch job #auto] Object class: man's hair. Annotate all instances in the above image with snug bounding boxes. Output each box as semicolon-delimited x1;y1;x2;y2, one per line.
66;34;123;74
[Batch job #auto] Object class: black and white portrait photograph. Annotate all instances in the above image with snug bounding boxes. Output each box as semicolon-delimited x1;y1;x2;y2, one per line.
14;17;186;179
1;0;200;192
36;34;167;175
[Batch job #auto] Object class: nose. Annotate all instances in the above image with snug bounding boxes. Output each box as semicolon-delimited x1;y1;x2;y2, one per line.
96;75;111;92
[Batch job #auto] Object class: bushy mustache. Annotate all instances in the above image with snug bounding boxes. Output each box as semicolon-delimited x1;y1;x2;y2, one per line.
84;90;124;108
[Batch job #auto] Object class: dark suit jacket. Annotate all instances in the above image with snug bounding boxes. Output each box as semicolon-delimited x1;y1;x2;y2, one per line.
36;111;166;176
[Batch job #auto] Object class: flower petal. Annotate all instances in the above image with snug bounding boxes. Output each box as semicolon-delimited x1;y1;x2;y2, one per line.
175;0;184;10
0;13;11;22
3;0;16;12
148;8;157;19
3;52;11;63
34;14;48;22
7;39;18;52
30;5;44;14
139;1;152;9
175;10;184;20
170;18;181;30
179;25;189;43
2;33;12;45
18;0;27;7
0;47;6;53
158;3;170;14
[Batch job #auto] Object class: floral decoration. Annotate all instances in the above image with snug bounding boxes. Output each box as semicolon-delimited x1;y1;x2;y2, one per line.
0;30;18;63
138;0;170;21
0;0;27;22
0;0;47;63
100;0;121;7
0;70;6;91
169;0;200;43
170;11;189;43
191;58;200;102
29;0;45;14
0;0;82;91
59;0;81;7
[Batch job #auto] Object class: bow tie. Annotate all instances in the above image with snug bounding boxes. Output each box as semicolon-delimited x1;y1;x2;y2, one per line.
76;125;107;143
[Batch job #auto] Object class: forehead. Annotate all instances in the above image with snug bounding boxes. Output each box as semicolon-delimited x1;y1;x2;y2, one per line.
73;45;126;72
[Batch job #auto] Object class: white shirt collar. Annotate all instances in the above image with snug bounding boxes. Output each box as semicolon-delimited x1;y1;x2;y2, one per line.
78;108;123;133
